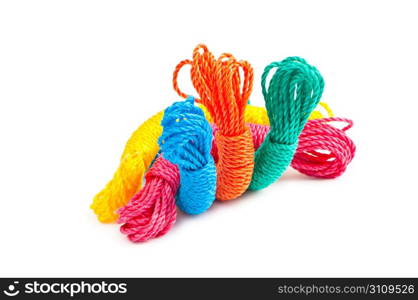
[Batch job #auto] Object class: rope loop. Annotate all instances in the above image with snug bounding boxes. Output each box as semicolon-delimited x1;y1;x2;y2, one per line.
250;57;325;190
174;44;255;200
160;96;216;214
118;156;179;242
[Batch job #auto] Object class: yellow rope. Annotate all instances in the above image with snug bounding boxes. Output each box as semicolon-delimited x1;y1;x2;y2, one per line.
90;111;163;223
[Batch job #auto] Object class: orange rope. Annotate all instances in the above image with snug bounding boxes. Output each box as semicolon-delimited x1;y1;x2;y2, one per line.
173;44;254;200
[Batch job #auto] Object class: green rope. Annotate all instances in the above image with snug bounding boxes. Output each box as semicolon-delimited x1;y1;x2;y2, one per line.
249;57;324;190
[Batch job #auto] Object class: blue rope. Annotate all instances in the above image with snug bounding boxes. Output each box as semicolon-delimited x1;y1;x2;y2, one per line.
159;96;216;214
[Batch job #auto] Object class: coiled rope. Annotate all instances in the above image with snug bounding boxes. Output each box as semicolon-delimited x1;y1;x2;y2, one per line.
291;118;356;178
173;44;254;200
90;111;163;223
89;103;274;223
118;156;179;242
249;57;325;190
92;51;338;222
118;97;216;242
91;101;334;222
159;97;216;214
118;116;355;242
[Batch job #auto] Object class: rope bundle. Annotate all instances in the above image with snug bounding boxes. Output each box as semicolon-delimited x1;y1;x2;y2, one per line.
173;44;254;201
91;44;356;243
119;115;355;242
118;97;215;242
249;57;325;190
90;111;163;223
118;156;178;242
291;118;356;178
90;103;332;224
159;97;216;214
213;119;355;179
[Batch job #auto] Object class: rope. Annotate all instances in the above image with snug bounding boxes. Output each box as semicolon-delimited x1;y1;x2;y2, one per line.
90;111;163;223
159;97;216;214
118;116;355;242
211;120;354;178
118;97;216;242
249;57;325;190
118;156;178;242
291;118;356;178
173;44;254;200
117;116;354;243
91;102;334;223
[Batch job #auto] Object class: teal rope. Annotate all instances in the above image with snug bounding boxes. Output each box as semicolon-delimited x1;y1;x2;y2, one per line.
249;57;324;190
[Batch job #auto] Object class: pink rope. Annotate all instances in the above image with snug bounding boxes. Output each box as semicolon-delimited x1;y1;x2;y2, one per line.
212;118;355;178
292;118;356;178
117;156;179;242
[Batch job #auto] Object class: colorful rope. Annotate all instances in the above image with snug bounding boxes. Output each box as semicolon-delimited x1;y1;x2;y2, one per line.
118;97;216;242
91;44;356;245
91;103;336;223
173;44;254;201
159;97;216;214
291;118;356;178
249;57;325;190
118;156;178;242
119;117;355;242
212;120;355;179
90;111;163;223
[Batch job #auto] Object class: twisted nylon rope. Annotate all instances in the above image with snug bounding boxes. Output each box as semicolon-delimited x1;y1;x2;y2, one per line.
90;104;270;223
118;156;178;242
91;102;333;223
118;116;355;242
249;57;325;190
173;44;254;200
291;118;356;178
90;111;163;223
159;97;216;214
213;120;355;178
118;97;215;242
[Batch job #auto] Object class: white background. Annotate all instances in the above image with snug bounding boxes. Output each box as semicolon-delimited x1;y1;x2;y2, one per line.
1;0;417;277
